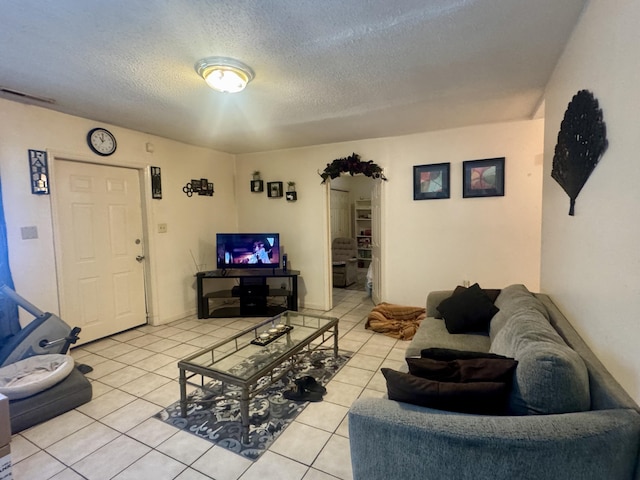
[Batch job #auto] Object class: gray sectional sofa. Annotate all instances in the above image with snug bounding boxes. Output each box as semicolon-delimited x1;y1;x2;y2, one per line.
348;284;640;480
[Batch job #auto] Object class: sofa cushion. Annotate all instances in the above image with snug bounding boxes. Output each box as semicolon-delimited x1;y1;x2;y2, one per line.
490;284;551;341
406;356;518;383
506;341;590;414
490;309;565;357
381;368;510;415
406;318;491;358
436;283;499;334
490;305;590;415
494;284;549;319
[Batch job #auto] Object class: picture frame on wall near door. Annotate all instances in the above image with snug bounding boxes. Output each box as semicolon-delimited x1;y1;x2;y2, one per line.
413;163;450;200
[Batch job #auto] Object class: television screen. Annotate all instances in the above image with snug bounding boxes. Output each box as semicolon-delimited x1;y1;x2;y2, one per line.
216;233;280;269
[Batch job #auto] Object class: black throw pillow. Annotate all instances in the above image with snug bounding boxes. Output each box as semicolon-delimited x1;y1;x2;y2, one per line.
436;283;499;334
420;347;509;361
381;368;510;415
406;356;518;383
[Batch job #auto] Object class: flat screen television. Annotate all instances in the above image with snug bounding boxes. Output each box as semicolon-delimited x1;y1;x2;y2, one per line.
216;233;280;269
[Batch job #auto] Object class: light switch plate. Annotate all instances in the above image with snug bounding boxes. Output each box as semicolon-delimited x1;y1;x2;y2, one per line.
21;226;38;239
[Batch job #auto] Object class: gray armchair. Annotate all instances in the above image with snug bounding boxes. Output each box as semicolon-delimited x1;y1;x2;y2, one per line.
332;237;358;287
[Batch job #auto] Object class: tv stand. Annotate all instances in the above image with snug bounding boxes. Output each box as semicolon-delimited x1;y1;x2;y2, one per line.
196;269;300;319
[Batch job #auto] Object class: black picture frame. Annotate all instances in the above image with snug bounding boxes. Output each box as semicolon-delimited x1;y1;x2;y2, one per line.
413;163;450;200
151;166;162;199
251;180;264;192
286;191;297;201
462;157;505;198
267;181;283;198
190;178;202;193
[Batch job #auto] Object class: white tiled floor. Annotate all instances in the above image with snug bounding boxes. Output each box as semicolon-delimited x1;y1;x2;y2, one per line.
11;288;405;480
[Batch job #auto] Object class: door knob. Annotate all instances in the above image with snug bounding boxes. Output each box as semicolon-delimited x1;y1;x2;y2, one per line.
135;255;145;262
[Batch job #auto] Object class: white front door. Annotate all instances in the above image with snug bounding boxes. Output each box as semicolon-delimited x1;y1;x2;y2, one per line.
53;160;147;345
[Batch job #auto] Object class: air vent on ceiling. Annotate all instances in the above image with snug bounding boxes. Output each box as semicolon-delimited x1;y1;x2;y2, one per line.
0;87;55;104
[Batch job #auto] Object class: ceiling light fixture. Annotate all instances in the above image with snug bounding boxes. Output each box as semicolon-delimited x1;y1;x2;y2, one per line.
195;57;255;93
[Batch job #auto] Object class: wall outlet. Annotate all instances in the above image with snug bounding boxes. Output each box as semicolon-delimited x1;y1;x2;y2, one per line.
158;223;168;233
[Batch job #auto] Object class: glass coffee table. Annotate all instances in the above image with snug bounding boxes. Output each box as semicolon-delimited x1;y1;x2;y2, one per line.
178;310;339;443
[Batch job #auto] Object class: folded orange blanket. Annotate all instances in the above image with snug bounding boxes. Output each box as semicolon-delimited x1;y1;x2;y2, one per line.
365;302;426;340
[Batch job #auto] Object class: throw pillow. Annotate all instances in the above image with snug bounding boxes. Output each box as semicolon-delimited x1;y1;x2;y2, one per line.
436;283;500;334
434;286;500;319
420;347;509;361
381;368;510;415
406;356;518;383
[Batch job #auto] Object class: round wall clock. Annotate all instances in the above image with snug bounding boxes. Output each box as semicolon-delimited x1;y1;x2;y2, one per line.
87;127;117;156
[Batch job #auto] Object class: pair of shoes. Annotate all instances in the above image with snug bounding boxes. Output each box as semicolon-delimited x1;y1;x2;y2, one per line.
294;375;327;395
283;376;325;402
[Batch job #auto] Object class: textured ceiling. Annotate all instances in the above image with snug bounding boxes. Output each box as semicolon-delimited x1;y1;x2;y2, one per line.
0;0;585;154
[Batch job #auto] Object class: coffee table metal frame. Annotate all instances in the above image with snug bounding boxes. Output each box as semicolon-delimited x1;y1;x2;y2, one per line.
178;310;339;443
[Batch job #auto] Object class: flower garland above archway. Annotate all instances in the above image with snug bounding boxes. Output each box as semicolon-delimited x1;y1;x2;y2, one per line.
319;153;387;183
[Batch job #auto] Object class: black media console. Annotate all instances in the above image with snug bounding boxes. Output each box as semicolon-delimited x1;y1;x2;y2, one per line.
195;269;300;318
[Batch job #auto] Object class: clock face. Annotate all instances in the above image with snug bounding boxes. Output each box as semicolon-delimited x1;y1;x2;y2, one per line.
87;128;117;156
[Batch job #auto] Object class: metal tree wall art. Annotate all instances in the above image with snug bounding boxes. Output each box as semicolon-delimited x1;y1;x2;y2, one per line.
551;89;608;215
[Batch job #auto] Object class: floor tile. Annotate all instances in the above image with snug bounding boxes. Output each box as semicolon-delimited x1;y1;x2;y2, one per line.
84;359;127;380
50;468;87;479
125;334;164;348
323;381;363;407
112;450;187;479
270;422;331;465
9;434;40;463
13;450;66;480
76;388;136;419
114;347;156;365
97;342;138;359
119;371;171;397
331;366;374;387
303;468;342;480
101;398;164;432
295;401;349;433
142;379;191;407
46;421;120;465
240;451;308;480
127;418;180;448
21;409;94;448
72;435;151;480
99;365;148;388
175;467;214;479
156;429;213;465
191;446;253;480
345;353;383;371
313;435;353;480
135;352;176;371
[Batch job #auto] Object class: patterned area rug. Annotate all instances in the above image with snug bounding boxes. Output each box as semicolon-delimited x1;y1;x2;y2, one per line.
154;349;351;460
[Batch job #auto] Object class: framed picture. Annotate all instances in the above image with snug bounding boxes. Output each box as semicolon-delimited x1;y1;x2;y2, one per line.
190;178;202;193
413;163;450;200
286;191;297;201
150;166;162;199
462;157;505;198
251;180;264;192
267;181;283;198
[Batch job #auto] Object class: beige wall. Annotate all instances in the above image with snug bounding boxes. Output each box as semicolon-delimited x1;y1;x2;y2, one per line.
236;119;544;310
0;98;237;326
0;98;544;333
541;0;640;402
